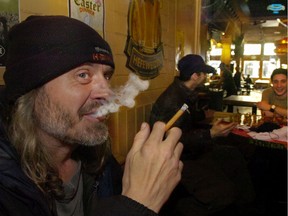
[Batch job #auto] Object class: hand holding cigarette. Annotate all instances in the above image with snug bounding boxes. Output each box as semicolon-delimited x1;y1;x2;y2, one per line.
165;103;189;131
123;122;183;213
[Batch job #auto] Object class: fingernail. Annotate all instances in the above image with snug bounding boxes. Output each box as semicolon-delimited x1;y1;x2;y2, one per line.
141;122;147;130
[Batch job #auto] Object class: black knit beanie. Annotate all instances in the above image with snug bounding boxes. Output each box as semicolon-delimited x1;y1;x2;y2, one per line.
1;15;114;103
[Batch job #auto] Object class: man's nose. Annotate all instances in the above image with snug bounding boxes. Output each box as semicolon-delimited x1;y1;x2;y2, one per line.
274;82;281;88
90;75;112;100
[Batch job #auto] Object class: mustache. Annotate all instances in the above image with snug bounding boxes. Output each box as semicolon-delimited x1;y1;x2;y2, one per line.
78;100;105;117
78;73;150;118
94;73;149;117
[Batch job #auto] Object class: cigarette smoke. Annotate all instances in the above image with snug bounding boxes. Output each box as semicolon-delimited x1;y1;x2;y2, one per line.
93;73;149;117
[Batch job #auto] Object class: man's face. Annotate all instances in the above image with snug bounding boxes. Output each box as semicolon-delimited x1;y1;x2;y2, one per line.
196;72;207;86
271;74;287;97
34;63;114;146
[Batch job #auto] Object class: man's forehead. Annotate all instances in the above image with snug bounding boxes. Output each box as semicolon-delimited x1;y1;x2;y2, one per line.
272;74;287;80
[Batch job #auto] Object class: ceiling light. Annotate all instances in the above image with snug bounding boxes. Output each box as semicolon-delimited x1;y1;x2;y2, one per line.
267;4;285;14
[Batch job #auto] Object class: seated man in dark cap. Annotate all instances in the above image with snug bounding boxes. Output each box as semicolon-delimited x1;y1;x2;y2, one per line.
0;15;183;216
149;54;255;216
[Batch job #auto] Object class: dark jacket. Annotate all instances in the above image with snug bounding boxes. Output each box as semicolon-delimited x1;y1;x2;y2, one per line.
221;69;237;97
0;123;157;216
149;77;212;159
233;71;241;89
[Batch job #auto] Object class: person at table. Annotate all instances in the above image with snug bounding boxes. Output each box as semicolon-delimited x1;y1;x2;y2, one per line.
244;74;253;95
233;65;242;93
219;62;238;97
149;54;255;216
0;15;184;216
244;74;253;85
256;68;288;118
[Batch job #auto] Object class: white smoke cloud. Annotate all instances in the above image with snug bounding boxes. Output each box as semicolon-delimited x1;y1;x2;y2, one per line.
93;73;149;117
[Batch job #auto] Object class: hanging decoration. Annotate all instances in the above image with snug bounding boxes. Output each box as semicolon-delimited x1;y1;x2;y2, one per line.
124;0;163;79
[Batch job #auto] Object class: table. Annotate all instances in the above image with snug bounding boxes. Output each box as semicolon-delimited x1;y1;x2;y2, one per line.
254;79;270;90
223;95;260;114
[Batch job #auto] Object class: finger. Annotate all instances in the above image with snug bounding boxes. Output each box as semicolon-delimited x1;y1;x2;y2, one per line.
222;122;236;128
173;142;183;159
227;123;236;129
214;118;222;124
175;161;184;183
224;125;235;134
145;121;166;144
178;160;184;173
163;127;182;151
130;122;151;152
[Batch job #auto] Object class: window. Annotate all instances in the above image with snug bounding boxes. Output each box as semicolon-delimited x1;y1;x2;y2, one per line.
244;44;261;55
262;60;277;78
208;42;282;79
208;60;221;74
243;61;260;78
210;48;222;56
263;43;276;56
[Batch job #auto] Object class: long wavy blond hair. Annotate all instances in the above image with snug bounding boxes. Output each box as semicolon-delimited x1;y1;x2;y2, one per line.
7;88;111;200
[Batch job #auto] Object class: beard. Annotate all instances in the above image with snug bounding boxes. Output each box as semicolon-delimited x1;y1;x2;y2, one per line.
34;89;109;146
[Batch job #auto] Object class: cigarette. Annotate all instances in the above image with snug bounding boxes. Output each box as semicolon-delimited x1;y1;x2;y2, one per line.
165;103;189;131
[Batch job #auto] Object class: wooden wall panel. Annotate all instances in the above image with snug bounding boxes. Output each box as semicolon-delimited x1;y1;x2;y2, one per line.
127;108;137;150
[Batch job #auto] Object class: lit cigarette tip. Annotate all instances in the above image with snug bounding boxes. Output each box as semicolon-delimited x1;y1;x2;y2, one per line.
165;103;189;131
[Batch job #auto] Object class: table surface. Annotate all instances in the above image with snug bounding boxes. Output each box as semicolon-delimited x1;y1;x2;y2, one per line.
255;79;270;84
223;95;260;104
222;94;262;110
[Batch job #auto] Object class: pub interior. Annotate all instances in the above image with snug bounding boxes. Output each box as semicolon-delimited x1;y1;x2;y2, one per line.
0;0;287;216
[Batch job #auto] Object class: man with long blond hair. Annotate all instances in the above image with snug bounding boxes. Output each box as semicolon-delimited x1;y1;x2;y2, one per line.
0;15;183;216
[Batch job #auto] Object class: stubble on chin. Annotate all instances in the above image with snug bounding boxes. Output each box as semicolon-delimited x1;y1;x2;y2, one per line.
34;89;109;147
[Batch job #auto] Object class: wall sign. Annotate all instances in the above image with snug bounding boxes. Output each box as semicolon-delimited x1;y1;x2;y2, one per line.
125;0;163;79
69;0;104;37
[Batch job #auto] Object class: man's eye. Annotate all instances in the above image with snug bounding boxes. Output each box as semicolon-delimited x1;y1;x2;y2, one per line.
104;75;111;80
104;72;113;80
78;73;88;79
76;72;91;84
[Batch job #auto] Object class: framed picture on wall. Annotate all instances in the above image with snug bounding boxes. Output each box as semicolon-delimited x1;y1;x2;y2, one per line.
69;0;105;38
0;0;19;67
